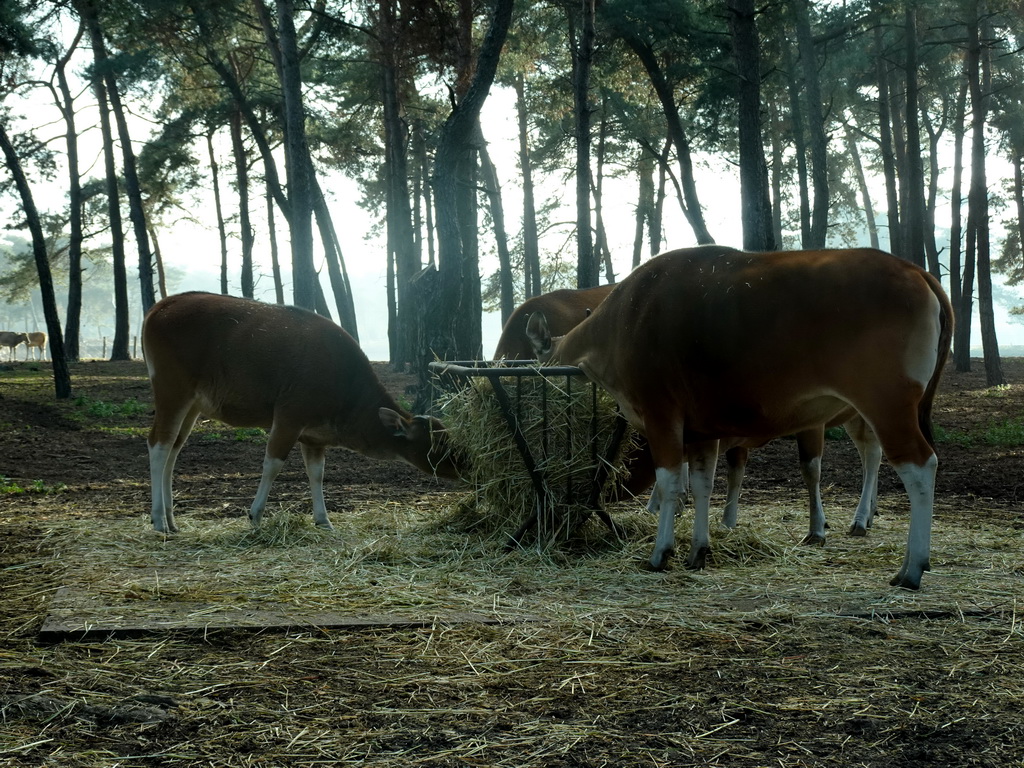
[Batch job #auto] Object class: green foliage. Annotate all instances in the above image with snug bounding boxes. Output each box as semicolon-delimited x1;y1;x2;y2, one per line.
933;424;974;447
0;475;65;494
73;396;148;421
981;418;1024;447
934;417;1024;448
824;426;846;441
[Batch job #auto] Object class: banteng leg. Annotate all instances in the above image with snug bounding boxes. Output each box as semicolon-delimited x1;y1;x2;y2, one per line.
720;446;749;529
645;462;689;515
890;454;936;589
870;402;937;590
148;401;201;533
795;427;827;545
249;422;300;527
300;442;333;530
683;441;720;569
846;415;882;535
649;436;718;571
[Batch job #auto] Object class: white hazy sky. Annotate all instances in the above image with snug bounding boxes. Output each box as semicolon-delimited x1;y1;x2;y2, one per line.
5;71;1024;360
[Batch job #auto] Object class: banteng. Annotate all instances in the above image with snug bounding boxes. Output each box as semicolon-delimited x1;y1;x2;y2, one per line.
527;246;952;589
143;292;463;534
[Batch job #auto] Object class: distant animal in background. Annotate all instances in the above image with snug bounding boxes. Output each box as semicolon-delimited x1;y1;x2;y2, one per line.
142;291;465;534
25;331;47;361
0;331;27;361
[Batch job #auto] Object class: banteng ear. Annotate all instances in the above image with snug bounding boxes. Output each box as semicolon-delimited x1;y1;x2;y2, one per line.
379;407;408;438
525;312;552;358
585;308;592;317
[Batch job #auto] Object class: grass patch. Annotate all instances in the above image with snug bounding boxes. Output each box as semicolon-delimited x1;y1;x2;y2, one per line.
73;395;149;421
981;418;1024;446
0;475;66;495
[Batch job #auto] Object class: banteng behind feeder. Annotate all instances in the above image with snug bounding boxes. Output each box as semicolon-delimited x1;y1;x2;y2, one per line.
527;246;952;590
143;292;463;534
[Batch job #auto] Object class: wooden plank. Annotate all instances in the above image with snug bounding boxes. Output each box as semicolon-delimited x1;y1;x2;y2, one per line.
39;587;535;642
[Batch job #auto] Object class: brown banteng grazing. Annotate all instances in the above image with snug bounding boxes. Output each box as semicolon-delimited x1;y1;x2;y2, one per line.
25;331;46;360
527;246;952;590
143;292;464;534
501;286;882;543
0;331;27;360
493;284;615;361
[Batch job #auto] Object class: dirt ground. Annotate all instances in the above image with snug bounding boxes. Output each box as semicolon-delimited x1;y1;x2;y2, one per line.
1;357;1023;767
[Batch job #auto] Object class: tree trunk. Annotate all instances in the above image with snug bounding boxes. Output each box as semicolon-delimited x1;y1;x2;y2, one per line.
86;42;130;361
230;106;255;298
633;146;655;269
622;34;714;245
901;6;927;269
571;0;597;288
274;0;317;310
477;126;515;323
948;80;967;329
208;132;230;294
514;73;541;298
0;124;72;398
148;224;168;299
379;6;418;366
921;105;946;278
652;136;669;255
593;104;615;283
422;0;513;373
266;183;285;303
875;24;902;257
103;57;155;313
79;0;154;313
844;120;879;250
781;36;811;247
54;26;84;363
312;176;361;336
769;100;785;248
792;0;828;247
967;1;1003;385
728;0;774;251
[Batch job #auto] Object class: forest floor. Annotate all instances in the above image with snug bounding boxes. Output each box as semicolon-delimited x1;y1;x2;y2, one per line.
0;358;1022;767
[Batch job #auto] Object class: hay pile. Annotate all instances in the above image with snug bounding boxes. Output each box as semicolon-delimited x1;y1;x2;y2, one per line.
438;369;637;545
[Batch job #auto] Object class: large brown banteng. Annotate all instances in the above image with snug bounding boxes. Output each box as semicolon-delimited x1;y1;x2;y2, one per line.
501;285;882;544
143;292;462;534
527;246;952;590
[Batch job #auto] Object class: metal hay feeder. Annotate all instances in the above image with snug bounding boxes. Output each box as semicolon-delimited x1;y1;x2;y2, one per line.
429;360;628;546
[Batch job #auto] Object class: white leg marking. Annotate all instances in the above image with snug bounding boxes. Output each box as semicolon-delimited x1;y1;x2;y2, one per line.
849;429;882;535
685;442;718;569
250;455;286;527
650;465;684;569
890;454;937;590
800;456;827;544
149;443;174;533
646;466;688;516
721;461;744;529
646;481;660;515
300;443;333;530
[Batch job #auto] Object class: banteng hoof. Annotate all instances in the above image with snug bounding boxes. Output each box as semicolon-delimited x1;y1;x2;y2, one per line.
800;533;826;546
648;548;674;571
685;545;710;570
